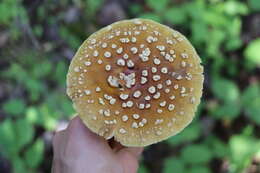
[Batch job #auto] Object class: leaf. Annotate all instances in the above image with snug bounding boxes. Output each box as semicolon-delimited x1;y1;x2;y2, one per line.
25;138;44;168
163;157;185;173
167;122;201;145
139;13;161;22
0;119;17;157
241;83;260;124
212;78;240;103
12;156;27;173
244;38;260;67
229;135;260;172
187;166;211;173
181;144;213;164
3;99;26;116
14;119;34;150
163;7;187;25
146;0;169;12
138;163;149;173
213;101;241;120
248;0;260;11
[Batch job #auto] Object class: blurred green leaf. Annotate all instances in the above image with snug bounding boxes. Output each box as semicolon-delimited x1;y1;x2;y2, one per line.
167;122;201;145
164;157;185;173
139;13;161;22
15;118;34;150
229;134;260;172
212;78;240;103
187;166;211;173
224;1;248;16
248;0;260;11
181;144;213;164
26;107;39;124
25;138;44;168
0;119;17;157
138;163;149;173
244;38;260;67
3;99;26;116
213;101;241;120
85;0;104;16
242;83;260;124
13;156;27;173
146;0;169;12
163;7;187;25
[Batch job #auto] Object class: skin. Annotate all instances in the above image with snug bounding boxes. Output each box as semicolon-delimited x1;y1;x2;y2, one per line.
52;116;143;173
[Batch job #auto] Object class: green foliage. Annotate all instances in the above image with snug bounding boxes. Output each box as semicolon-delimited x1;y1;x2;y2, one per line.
146;0;169;12
181;144;213;164
212;78;240;102
242;83;260;124
164;157;185;173
244;38;260;69
3;99;26;116
248;0;260;11
25;138;44;168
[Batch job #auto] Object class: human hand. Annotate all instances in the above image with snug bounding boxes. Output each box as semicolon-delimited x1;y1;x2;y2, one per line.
52;116;143;173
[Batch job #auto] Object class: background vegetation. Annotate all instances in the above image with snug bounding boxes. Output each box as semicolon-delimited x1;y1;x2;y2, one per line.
0;0;259;172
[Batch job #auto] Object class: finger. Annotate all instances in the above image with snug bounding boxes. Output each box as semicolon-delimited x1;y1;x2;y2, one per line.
66;116;110;150
120;147;144;158
116;147;143;173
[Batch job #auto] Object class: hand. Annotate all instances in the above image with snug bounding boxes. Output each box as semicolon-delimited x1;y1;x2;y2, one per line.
52;116;143;173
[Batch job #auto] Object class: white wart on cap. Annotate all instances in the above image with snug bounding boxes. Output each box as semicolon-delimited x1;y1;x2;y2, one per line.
66;18;204;147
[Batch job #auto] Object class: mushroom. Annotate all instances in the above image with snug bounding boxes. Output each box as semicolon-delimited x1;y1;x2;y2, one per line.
66;19;204;147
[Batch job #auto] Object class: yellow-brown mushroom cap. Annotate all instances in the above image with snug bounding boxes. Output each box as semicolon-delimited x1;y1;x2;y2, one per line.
66;19;204;147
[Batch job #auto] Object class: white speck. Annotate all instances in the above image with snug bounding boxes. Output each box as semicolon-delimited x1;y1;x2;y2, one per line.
93;50;99;57
126;100;134;107
122;115;128;122
116;47;123;54
109;98;116;105
153;92;161;99
165;88;170;93
104;109;110;116
142;70;148;76
174;84;179;89
74;66;80;72
156;45;165;51
153;75;161;81
123;53;129;59
141;77;148;84
170;50;175;54
92;116;97;120
181;53;188;58
131;37;137;43
156;131;162;136
119;93;129;100
107;75;119;87
144;95;151;101
190;96;196;104
90;39;96;44
133;114;140;119
119;128;126;134
145;103;151;108
180;86;186;93
142;48;151;56
130;47;138;54
176;75;183;80
102;43;107;48
117;59;125;66
84;61;91;66
127;60;135;68
157;83;163;89
96;87;101;92
159;101;167;107
97;59;103;64
132;122;138;128
153;58;161;65
170;95;175;100
139;103;145;109
157;109;163;113
161;67;168;74
168;104;175;111
98;98;105;105
105;65;111;71
84;90;91;95
133;90;142;98
133;19;142;25
166;80;172;86
181;61;186;67
104;51;111;58
111;44;117;48
148;86;156;94
151;67;157;73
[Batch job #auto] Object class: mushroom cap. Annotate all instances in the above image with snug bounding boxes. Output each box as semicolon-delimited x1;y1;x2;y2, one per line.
66;19;204;147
